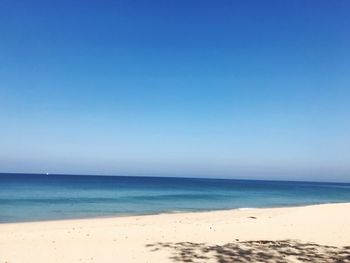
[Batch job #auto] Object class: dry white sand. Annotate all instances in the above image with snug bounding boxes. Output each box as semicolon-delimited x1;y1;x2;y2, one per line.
0;203;349;263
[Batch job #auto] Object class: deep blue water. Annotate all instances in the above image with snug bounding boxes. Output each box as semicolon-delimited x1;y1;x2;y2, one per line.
1;173;350;223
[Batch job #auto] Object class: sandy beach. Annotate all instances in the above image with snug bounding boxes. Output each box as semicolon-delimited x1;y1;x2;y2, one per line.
0;203;349;263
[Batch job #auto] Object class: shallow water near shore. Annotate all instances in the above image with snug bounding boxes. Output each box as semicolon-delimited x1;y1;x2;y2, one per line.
1;173;350;223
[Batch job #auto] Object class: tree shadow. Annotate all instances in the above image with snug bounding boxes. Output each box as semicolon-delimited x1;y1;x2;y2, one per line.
146;240;350;262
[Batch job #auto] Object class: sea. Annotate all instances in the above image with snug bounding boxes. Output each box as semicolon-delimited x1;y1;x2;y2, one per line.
1;173;350;223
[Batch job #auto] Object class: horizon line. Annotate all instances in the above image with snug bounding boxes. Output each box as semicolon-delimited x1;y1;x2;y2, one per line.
1;172;349;185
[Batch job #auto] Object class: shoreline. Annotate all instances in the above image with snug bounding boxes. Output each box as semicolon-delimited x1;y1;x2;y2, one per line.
1;202;350;262
1;201;349;225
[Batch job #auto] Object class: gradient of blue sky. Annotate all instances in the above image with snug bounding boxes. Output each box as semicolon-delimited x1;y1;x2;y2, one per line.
1;0;349;181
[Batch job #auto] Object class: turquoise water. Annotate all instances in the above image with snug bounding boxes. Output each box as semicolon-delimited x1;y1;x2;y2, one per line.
1;173;350;223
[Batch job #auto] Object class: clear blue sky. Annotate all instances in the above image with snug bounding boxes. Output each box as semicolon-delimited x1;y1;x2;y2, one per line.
1;0;349;181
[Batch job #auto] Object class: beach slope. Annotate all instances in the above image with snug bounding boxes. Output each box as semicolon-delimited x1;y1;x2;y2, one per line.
1;203;350;262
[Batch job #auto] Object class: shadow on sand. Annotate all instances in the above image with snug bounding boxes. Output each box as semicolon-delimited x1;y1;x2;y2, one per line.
147;239;350;263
